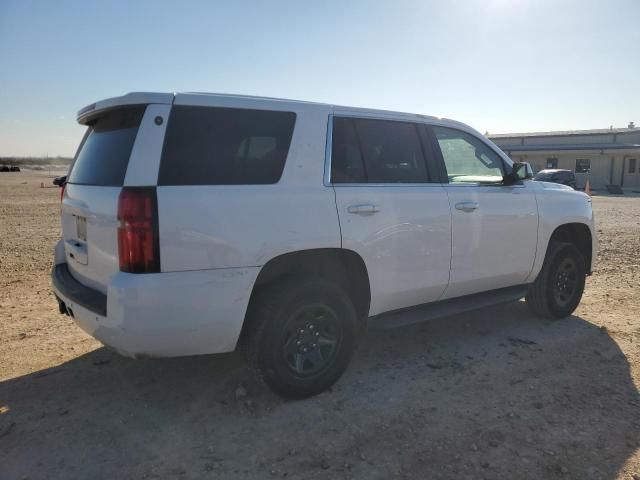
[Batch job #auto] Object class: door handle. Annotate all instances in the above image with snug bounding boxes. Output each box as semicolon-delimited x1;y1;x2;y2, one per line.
347;204;380;216
455;201;479;212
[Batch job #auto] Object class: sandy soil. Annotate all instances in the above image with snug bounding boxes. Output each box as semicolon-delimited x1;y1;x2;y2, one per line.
1;171;639;480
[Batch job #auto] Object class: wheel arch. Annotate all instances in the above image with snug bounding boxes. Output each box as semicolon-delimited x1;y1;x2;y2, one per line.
240;248;371;340
548;222;593;273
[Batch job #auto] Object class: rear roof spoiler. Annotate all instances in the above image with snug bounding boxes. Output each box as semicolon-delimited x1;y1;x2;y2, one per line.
77;92;174;125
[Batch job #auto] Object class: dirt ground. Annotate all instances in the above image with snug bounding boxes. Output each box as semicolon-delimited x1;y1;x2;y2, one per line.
1;171;639;480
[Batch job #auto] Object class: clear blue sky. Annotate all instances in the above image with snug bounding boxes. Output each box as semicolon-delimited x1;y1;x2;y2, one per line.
1;0;639;157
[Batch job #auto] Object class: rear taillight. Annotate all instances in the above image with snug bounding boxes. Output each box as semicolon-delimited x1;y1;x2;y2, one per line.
60;183;66;202
117;187;160;273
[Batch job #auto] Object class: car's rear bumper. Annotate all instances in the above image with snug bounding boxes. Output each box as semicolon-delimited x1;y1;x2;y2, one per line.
52;263;107;316
52;261;260;358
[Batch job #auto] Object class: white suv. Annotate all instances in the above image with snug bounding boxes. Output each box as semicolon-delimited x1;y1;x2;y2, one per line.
52;92;597;398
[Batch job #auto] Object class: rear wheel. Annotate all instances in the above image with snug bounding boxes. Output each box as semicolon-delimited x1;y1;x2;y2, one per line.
246;278;358;399
526;242;586;319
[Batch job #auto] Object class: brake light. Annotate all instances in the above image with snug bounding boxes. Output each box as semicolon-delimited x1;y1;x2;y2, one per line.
117;187;160;273
60;183;66;202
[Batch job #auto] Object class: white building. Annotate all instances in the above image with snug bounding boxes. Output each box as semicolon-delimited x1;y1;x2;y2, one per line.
489;126;640;190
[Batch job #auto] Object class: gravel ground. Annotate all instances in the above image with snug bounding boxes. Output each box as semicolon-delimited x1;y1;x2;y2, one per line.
1;171;639;480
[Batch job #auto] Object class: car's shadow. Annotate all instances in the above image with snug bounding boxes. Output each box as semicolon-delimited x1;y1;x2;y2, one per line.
2;301;639;479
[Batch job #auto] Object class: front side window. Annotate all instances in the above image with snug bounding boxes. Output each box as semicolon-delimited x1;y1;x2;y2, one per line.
159;106;296;185
331;117;429;183
575;159;591;174
432;126;504;184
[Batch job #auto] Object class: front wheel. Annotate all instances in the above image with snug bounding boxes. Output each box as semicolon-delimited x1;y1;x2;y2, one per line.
526;242;586;319
246;278;358;399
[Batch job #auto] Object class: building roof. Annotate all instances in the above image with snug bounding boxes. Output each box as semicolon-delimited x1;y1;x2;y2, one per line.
498;143;640;152
490;127;640;139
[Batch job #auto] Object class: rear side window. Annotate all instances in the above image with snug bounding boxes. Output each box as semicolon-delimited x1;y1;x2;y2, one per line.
158;106;296;185
331;117;429;183
68;106;145;186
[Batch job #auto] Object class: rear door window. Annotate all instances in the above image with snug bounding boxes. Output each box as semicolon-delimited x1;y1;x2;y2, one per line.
331;117;429;183
68;106;145;186
158;106;296;185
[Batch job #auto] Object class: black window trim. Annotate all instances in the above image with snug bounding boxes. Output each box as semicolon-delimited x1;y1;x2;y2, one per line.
325;113;441;186
426;124;516;187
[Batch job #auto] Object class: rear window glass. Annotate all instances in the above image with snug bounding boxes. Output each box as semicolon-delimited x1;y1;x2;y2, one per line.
68;106;145;186
158;106;296;185
534;172;556;180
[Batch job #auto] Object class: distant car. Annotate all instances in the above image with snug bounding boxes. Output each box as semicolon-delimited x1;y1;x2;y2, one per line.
534;169;577;189
0;166;9;172
10;166;20;172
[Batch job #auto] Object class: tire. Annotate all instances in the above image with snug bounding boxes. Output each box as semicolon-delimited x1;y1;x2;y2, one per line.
526;242;586;319
246;277;358;399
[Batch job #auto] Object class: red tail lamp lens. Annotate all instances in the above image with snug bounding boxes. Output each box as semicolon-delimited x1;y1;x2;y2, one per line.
117;188;160;273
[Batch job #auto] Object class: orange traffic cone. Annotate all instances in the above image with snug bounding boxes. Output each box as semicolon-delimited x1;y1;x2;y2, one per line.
585;178;591;196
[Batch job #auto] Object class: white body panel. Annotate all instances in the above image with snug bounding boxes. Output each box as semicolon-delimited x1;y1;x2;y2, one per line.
334;185;451;315
441;183;539;299
77;92;173;124
158;186;340;271
124;103;171;186
53;239;258;357
61;184;120;294
525;181;597;281
52;91;597;358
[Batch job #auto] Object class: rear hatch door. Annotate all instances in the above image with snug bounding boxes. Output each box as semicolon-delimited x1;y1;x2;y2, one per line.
62;105;150;293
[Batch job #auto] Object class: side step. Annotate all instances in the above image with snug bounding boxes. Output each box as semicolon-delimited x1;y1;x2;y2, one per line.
368;285;529;329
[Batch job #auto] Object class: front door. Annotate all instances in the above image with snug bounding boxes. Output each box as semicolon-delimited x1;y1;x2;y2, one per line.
430;125;539;299
330;115;452;316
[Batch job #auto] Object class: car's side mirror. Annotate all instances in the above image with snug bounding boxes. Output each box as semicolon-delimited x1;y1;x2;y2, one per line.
503;162;533;185
53;175;67;187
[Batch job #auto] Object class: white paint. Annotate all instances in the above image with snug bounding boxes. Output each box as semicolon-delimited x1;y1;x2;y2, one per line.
124;104;171;186
52;266;259;356
441;182;539;299
334;184;452;315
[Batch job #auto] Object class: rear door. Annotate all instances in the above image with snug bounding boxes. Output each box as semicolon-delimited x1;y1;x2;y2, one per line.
428;125;538;299
62;102;170;293
330;115;452;316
